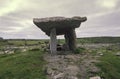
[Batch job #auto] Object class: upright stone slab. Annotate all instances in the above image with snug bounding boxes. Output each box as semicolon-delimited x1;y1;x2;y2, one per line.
50;28;57;54
69;28;77;50
64;33;70;50
64;29;76;51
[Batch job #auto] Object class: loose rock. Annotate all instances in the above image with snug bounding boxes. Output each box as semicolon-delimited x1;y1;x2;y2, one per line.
90;76;101;79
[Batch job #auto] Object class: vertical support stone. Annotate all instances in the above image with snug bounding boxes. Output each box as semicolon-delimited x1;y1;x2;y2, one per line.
65;28;76;51
69;28;77;51
64;28;77;51
50;28;57;54
64;33;70;50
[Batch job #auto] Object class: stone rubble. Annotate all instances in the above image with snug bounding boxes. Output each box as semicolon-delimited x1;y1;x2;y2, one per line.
44;52;100;79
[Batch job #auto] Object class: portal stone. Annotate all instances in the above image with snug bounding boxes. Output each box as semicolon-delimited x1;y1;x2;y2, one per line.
50;28;57;54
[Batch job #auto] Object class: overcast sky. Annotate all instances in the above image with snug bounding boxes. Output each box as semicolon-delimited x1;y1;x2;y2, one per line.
0;0;120;39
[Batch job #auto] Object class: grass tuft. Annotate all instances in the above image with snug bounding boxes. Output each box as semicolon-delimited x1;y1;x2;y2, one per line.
74;47;86;54
96;52;120;79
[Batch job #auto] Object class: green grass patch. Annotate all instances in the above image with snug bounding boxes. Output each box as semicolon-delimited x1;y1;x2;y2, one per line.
77;37;120;43
96;51;120;79
7;40;48;46
74;47;86;54
0;50;47;79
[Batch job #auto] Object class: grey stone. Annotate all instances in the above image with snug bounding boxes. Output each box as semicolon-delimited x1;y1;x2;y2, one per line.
90;76;101;79
64;28;76;50
33;16;87;36
97;52;103;56
50;28;57;54
116;52;120;56
46;68;54;75
21;48;27;52
54;73;64;79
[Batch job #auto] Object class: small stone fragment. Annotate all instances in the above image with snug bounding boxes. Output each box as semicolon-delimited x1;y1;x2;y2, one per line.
90;76;101;79
54;73;64;79
116;52;120;56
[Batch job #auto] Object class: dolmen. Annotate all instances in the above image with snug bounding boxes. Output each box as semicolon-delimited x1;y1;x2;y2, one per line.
33;16;87;54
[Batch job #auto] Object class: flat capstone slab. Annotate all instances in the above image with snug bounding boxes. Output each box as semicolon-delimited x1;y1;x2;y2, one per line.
33;16;87;36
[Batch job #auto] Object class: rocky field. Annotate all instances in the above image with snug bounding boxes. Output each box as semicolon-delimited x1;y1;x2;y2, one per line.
0;38;120;79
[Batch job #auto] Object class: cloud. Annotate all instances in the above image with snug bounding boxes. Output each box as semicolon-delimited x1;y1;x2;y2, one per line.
96;0;118;9
0;0;23;16
0;0;120;39
76;9;120;37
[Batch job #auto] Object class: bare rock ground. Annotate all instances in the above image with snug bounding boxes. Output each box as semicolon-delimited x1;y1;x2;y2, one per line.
44;52;100;79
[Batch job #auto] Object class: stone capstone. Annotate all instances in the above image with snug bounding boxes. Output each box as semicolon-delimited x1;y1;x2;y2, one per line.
33;16;87;36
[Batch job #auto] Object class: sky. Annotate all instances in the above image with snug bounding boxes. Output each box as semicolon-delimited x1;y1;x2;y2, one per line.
0;0;120;39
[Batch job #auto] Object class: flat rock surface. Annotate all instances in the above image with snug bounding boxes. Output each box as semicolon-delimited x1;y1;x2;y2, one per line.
33;16;87;23
44;52;100;79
